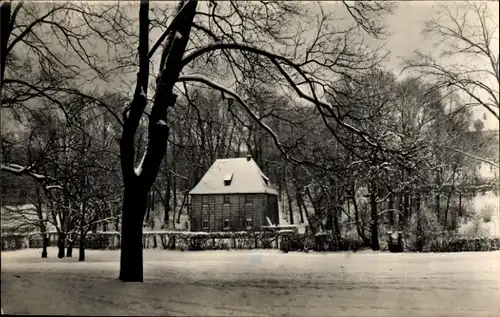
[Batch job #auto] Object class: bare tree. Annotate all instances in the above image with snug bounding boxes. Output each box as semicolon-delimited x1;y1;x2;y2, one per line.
404;2;499;123
116;0;396;281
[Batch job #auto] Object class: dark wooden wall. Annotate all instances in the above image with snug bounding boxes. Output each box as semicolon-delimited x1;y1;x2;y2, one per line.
264;194;279;226
190;193;279;231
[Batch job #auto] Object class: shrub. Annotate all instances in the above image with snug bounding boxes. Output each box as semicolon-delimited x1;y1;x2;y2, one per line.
428;236;500;252
87;233;112;249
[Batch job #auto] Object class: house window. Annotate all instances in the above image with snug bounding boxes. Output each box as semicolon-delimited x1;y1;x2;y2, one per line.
224;173;234;186
223;219;230;230
245;195;252;204
202;219;209;229
223;195;230;204
245;218;253;229
202;195;209;205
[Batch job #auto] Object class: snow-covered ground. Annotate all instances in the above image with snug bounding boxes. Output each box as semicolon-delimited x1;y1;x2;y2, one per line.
2;248;500;316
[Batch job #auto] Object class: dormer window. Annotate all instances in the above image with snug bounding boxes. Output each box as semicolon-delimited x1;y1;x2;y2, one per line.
224;173;234;186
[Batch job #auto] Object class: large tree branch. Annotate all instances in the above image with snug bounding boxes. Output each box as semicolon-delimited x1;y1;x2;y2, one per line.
147;1;192;62
445;147;499;168
177;75;292;161
1;78;74;122
119;0;150;187
139;1;198;191
1;163;63;190
6;3;68;56
181;43;380;149
176;75;350;179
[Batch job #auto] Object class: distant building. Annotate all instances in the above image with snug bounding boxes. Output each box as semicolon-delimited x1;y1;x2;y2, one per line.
458;130;499;236
1;204;57;234
189;155;279;232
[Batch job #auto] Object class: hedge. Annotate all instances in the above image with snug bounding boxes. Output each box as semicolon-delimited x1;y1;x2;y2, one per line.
426;236;500;252
2;231;500;252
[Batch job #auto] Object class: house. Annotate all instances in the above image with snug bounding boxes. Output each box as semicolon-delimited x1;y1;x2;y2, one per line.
188;155;279;232
1;204;57;234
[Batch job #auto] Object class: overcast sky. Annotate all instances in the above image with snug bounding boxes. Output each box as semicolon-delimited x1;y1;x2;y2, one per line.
374;1;499;130
2;1;499;133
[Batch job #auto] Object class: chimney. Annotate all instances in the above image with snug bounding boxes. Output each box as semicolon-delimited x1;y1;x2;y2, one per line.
246;154;252;161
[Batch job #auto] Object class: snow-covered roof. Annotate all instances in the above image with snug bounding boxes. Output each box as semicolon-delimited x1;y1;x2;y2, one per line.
189;157;278;195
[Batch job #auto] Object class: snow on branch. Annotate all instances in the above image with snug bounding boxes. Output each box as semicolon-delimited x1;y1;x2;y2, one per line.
134;148;148;177
147;1;192;60
1;163;64;192
446;147;499;168
1;163;56;182
45;185;64;190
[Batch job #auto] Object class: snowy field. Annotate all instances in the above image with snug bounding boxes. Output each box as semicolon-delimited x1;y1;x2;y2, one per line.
2;248;500;316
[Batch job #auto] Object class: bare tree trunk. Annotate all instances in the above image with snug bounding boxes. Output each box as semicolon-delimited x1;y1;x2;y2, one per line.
173;160;177;227
458;192;463;217
350;186;370;247
115;215;120;246
403;191;410;228
79;224;85;261
333;207;341;244
0;1;11;95
305;187;322;232
103;213;108;232
296;191;305;224
370;182;380;251
79;199;86;261
118;0;197;282
435;169;441;222
119;187;148;282
41;234;49;258
57;232;66;259
283;178;294;225
35;185;48;258
165;170;171;226
388;193;394;227
177;192;188;224
435;192;441;218
292;168;305;224
300;197;315;235
444;188;452;231
79;234;85;261
398;193;405;230
444;168;456;231
278;171;282;201
66;238;73;257
145;192;151;225
118;0;150;279
415;193;423;252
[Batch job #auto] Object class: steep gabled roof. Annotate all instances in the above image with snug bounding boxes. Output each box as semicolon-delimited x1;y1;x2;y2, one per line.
189;157;278;195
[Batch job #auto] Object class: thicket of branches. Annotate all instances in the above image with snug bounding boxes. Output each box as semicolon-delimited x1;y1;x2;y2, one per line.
1;1;498;281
